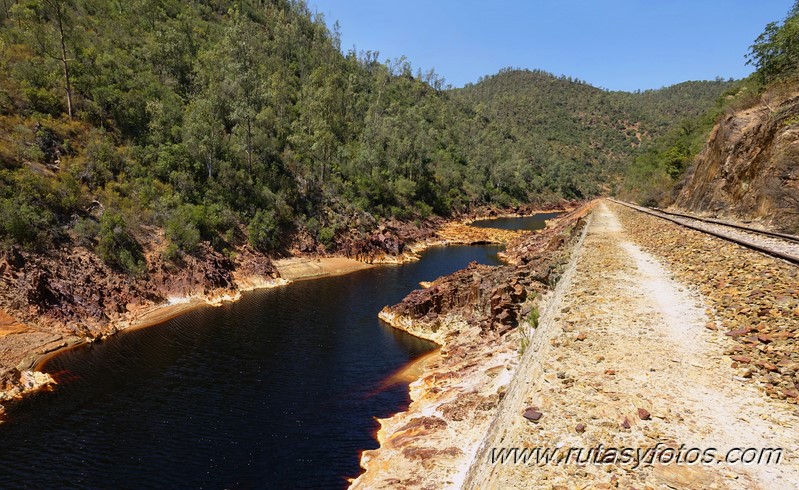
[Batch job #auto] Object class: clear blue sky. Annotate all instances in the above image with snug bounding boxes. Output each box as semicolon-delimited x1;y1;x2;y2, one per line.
308;1;795;91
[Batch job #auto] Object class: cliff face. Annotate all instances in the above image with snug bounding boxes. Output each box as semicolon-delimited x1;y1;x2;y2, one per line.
675;91;799;231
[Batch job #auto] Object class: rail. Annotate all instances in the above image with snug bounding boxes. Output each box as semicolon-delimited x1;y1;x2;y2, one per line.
608;199;799;265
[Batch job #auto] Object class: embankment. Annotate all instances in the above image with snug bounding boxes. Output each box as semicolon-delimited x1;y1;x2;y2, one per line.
465;201;799;489
674;88;799;232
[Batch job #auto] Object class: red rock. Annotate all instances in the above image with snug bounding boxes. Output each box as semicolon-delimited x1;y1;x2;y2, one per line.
523;407;543;422
576;332;587;341
575;423;586;433
726;328;750;338
731;355;751;364
763;362;779;372
604;369;616;375
705;322;718;331
620;417;631;429
637;408;651;420
783;389;799;398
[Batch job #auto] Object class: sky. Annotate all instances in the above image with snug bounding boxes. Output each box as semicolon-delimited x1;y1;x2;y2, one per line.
308;1;795;92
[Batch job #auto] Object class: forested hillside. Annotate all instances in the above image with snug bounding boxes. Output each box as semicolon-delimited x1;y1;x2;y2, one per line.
0;0;732;270
454;70;733;200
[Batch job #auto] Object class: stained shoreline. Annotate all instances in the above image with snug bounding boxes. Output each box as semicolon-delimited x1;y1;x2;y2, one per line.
32;256;375;374
3;213;546;411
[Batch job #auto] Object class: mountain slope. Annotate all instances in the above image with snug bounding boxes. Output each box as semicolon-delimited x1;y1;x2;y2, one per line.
0;0;733;263
453;69;734;200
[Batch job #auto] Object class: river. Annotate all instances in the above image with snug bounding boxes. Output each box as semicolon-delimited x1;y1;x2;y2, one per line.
0;214;557;489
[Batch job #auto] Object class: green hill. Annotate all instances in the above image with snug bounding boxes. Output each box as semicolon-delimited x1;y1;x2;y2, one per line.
452;69;734;201
0;0;733;269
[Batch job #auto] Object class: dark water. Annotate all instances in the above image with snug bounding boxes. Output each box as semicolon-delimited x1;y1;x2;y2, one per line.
0;245;505;489
470;211;562;231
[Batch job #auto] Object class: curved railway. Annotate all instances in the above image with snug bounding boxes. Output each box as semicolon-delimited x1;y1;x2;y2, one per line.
608;198;799;265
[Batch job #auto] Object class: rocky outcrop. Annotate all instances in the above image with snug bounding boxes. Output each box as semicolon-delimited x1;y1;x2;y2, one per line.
675;89;799;232
0;242;245;336
378;208;587;344
380;262;539;344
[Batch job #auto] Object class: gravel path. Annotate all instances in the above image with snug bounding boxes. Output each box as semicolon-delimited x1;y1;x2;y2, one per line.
466;201;799;489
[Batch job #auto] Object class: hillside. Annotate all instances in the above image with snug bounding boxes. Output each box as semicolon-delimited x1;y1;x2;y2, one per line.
454;70;733;200
0;0;734;265
0;0;741;348
675;88;799;232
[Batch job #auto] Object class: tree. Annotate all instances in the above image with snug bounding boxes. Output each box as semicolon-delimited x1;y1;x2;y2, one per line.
747;3;799;83
15;0;77;117
220;10;265;176
184;96;224;179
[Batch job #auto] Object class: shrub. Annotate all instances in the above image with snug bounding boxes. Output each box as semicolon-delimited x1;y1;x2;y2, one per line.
305;216;320;236
165;205;202;255
318;226;335;248
72;217;99;247
96;211;145;275
248;208;280;252
0;198;54;250
527;306;540;328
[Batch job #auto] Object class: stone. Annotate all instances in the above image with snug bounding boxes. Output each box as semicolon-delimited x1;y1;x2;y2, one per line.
637;408;651;420
523;407;543;422
726;327;750;338
575;423;586;433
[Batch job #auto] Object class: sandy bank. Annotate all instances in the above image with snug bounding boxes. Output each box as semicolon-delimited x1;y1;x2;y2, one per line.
273;257;374;280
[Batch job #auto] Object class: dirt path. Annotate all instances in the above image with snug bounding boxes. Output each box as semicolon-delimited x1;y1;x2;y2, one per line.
466;201;799;489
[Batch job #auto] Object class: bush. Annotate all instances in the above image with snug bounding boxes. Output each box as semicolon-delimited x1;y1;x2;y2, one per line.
318;226;335;248
248;209;280;252
0;198;54;250
305;216;320;236
70;132;124;190
96;211;145;275
165;205;202;255
72;217;99;247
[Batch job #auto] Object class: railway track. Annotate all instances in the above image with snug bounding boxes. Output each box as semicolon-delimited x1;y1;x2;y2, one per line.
608;198;799;265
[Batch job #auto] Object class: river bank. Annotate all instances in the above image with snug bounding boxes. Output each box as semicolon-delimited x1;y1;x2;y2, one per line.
0;207;568;423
